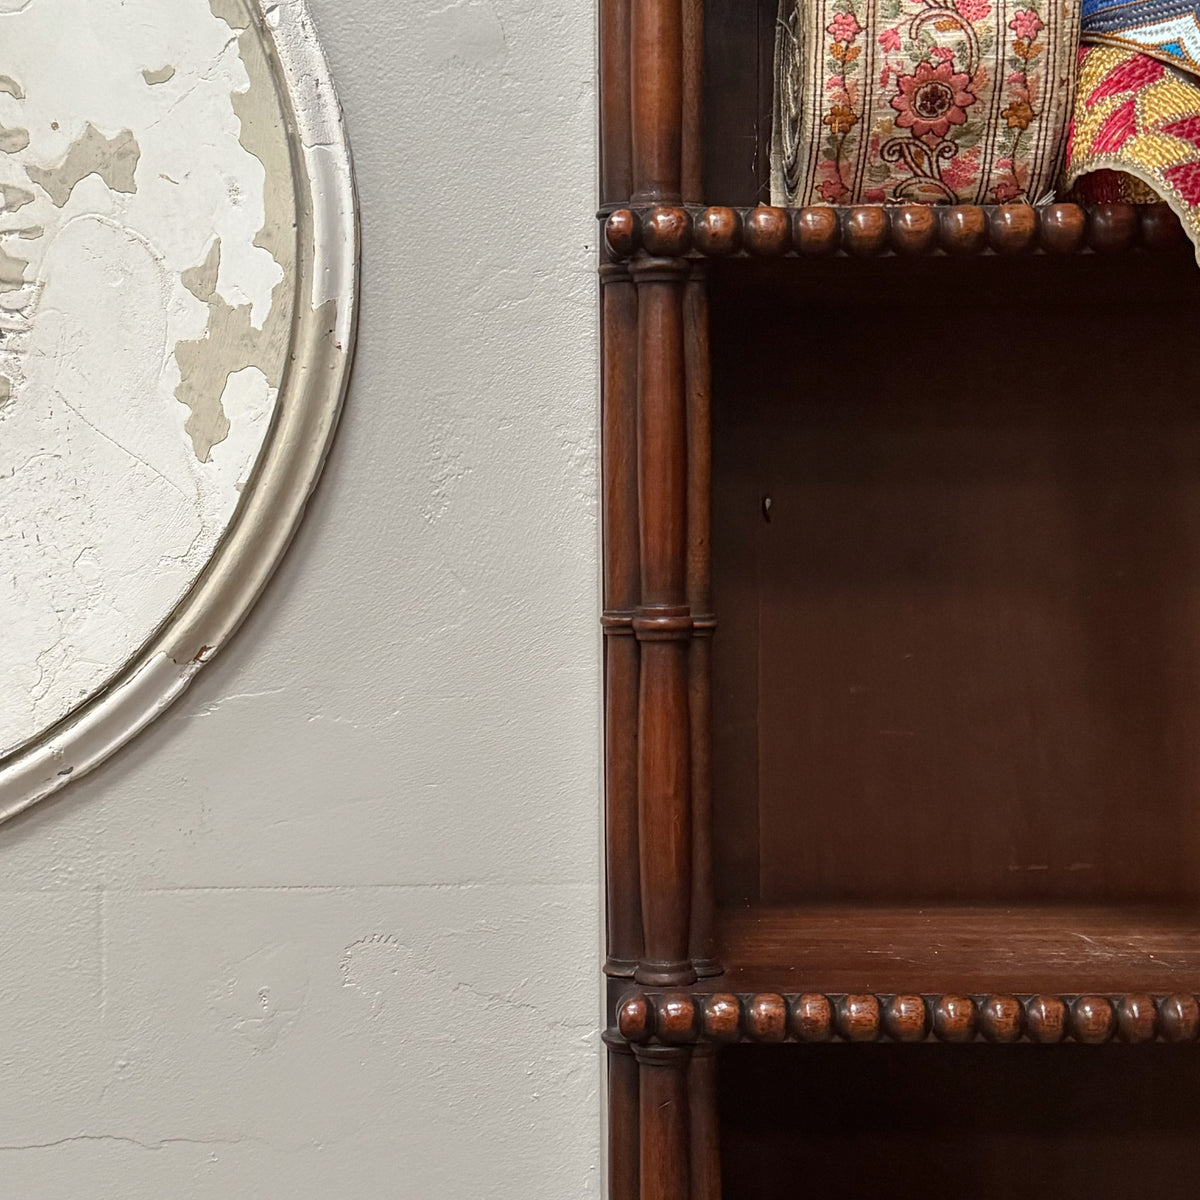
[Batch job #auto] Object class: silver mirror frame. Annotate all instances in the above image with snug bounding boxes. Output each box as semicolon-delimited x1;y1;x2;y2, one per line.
0;0;359;821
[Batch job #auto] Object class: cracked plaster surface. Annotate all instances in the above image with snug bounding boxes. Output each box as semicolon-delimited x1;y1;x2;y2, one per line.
0;0;298;757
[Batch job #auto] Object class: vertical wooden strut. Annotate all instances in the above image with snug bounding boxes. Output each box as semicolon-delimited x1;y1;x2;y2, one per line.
631;0;684;203
617;0;705;1193
685;262;719;978
606;1035;641;1200
603;262;644;978
629;0;693;996
634;253;695;989
637;1046;693;1200
600;0;633;208
688;1045;721;1200
681;0;704;204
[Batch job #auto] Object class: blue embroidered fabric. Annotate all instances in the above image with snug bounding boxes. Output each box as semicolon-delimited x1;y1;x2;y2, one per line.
1082;0;1200;77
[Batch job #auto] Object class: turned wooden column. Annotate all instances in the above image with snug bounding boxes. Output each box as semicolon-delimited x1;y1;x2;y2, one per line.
685;262;719;978
634;253;695;989
609;0;708;1191
600;0;632;209
682;0;703;204
631;0;683;204
603;260;644;978
606;1034;641;1200
688;1045;721;1200
637;1045;693;1200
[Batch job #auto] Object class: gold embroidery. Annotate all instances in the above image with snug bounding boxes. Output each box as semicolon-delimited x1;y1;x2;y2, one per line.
1065;46;1200;262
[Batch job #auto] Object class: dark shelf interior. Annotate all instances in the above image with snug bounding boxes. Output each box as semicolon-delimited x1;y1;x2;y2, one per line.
703;0;776;205
720;1042;1200;1198
709;248;1200;993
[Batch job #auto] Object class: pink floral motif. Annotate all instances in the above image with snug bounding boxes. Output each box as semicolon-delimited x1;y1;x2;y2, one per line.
818;178;850;202
1008;8;1044;40
994;179;1022;201
891;60;977;139
994;156;1014;172
941;148;980;190
932;45;955;60
827;11;863;41
827;74;846;90
864;187;887;202
878;26;902;50
957;0;991;20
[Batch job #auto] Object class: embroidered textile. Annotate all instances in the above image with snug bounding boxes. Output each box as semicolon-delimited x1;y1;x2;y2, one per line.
1082;0;1200;80
1063;44;1200;258
771;0;1081;205
1067;165;1165;201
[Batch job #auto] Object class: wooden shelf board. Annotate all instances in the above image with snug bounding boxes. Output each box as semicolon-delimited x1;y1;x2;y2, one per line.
715;904;1200;994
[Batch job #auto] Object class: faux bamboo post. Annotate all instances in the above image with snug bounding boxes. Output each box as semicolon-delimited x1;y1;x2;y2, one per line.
688;1044;722;1200
600;0;633;208
637;1045;693;1200
685;262;719;978
631;0;683;203
634;254;695;988
614;0;699;1190
603;261;644;978
606;1035;641;1200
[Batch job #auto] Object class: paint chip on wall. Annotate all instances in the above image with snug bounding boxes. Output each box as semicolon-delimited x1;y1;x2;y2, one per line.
142;65;177;85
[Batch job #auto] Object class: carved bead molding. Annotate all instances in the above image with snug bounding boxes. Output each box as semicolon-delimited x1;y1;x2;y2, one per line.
603;203;1188;261
615;991;1200;1045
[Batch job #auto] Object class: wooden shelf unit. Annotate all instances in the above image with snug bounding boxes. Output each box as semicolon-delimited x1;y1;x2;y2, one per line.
600;0;1200;1194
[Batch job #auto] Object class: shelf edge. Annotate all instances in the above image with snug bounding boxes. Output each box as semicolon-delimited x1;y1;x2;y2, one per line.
611;988;1200;1046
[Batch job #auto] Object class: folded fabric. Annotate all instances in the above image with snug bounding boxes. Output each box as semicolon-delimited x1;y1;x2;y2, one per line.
1082;0;1200;79
1063;43;1200;260
1066;165;1164;201
772;0;1081;205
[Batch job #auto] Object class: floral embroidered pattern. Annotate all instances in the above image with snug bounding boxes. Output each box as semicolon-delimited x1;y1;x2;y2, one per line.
993;8;1047;199
772;0;1081;205
892;60;977;137
818;0;866;201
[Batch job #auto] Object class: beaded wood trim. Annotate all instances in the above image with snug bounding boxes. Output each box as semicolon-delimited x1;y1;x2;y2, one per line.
603;202;1188;259
615;990;1200;1045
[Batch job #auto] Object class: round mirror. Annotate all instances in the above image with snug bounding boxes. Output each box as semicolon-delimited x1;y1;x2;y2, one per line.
0;0;357;819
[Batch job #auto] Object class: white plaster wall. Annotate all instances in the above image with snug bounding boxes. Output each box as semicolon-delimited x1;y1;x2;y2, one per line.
0;1;601;1196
